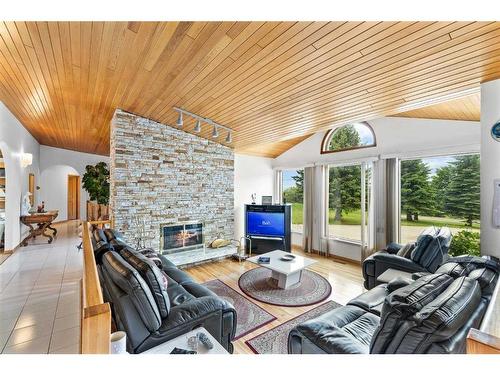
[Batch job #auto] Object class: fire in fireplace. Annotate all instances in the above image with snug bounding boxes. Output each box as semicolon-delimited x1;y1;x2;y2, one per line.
160;222;204;254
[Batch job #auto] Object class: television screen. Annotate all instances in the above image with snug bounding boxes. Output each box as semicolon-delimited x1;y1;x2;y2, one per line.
247;211;285;236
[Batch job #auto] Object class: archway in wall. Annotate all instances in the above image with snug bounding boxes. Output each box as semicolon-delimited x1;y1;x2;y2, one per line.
40;164;80;222
0;148;5;252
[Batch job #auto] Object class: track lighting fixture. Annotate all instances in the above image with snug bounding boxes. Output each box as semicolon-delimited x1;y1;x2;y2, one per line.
176;111;183;127
194;120;201;133
173;107;233;143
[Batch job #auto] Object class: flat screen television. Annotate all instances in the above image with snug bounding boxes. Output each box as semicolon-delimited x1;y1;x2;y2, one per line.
246;211;285;237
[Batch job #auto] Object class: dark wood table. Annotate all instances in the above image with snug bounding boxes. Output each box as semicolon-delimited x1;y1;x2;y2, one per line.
20;210;59;246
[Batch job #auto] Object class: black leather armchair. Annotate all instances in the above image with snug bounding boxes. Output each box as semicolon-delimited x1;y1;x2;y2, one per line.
98;231;237;354
362;227;452;289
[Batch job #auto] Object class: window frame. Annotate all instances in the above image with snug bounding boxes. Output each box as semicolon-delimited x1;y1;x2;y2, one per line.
325;161;373;245
320;121;377;155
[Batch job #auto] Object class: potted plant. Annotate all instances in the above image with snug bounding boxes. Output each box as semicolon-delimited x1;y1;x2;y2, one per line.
82;162;110;220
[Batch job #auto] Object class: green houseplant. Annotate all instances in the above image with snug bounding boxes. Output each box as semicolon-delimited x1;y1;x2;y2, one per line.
82;162;110;220
448;230;480;257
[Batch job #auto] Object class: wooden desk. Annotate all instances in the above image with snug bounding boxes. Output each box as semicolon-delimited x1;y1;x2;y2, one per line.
20;210;59;246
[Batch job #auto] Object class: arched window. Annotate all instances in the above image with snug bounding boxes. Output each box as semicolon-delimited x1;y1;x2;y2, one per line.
321;122;376;154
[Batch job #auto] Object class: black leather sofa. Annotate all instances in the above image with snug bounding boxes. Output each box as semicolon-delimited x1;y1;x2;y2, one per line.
363;227;452;290
92;228;237;354
288;256;499;354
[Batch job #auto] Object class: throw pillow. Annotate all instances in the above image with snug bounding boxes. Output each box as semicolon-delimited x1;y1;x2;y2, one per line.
396;242;415;259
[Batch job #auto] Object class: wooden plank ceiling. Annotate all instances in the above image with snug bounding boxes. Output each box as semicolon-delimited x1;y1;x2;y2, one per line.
395;92;480;121
0;22;498;158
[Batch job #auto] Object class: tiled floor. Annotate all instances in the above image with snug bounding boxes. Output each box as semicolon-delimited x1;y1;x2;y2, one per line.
0;221;82;354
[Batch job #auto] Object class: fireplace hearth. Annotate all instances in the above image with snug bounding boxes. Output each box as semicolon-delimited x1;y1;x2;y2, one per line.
160;222;204;254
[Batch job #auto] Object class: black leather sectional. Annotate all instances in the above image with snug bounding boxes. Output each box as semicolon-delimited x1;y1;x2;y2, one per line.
91;228;237;354
288;256;499;354
363;227;452;289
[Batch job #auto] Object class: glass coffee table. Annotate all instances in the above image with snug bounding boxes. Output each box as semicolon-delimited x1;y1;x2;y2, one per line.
247;250;317;289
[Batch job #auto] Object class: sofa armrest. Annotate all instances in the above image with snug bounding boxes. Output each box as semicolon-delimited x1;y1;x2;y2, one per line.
162;296;235;330
371;252;427;274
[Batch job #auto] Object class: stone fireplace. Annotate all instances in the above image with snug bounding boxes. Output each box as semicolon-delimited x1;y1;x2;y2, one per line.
109;109;235;266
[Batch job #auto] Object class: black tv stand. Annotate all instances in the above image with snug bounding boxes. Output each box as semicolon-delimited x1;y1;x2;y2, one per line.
245;204;292;255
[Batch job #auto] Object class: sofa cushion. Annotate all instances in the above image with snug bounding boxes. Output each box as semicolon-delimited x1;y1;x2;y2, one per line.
370;273;454;353
120;248;171;319
410;227;439;266
293;306;380;354
102;251;161;332
384;276;481;354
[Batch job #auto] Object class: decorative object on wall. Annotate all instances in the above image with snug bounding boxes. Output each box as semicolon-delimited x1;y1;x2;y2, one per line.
20;153;32;168
173;107;233;144
20;192;32;216
491;121;500;142
83;162;110;220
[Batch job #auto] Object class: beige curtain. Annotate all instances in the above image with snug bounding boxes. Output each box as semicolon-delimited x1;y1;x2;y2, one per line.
302;165;328;254
273;169;283;204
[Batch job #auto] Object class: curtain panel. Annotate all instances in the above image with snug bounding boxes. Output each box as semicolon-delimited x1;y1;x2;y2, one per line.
302;165;328;254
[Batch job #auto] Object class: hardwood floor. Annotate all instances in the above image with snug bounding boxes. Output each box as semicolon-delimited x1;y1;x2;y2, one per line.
185;249;364;354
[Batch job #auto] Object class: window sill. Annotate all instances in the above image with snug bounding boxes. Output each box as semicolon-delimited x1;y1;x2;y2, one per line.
328;237;362;246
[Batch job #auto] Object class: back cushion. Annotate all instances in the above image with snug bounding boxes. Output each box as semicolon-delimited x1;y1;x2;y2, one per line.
396;243;415;259
120;248;171;318
370;273;453;354
384;277;481;354
419;227;452;272
435;261;467;278
102;251;161;332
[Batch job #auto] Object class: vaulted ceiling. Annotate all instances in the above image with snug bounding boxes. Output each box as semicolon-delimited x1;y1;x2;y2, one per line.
0;22;495;158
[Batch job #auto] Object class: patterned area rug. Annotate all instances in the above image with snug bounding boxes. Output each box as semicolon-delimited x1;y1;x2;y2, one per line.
238;268;332;307
246;300;342;354
202;279;276;339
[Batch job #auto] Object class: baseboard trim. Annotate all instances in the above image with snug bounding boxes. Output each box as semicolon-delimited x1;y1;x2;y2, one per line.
291;244;361;265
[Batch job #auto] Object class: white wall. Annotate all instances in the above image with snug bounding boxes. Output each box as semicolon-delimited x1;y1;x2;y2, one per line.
234;154;274;243
0;102;40;250
273;117;480;169
273;117;481;261
480;80;500;258
39;146;109;221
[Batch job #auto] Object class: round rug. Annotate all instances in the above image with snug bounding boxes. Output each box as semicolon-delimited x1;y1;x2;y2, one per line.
238;268;332;307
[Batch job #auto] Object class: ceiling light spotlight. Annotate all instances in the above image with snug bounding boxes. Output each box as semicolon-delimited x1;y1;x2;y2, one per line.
212;125;219;138
194;120;201;133
176;111;183;127
225;131;232;143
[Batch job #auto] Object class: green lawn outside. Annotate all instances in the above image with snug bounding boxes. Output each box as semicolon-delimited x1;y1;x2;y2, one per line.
289;202;480;229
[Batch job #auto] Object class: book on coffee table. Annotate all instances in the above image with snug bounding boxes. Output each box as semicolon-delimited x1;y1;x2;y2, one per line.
257;256;270;264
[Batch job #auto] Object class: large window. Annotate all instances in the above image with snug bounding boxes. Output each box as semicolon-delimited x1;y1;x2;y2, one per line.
321;122;376;154
400;154;480;244
327;162;372;243
282;169;304;233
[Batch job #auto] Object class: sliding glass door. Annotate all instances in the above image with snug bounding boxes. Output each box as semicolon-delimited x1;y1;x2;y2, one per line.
327;161;373;249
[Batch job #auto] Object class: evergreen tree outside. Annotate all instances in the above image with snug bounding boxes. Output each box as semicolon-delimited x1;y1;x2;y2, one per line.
400;159;433;221
430;165;454;216
444;155;480;226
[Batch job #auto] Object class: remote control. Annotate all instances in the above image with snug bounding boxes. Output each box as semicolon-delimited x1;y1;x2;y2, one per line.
197;332;214;350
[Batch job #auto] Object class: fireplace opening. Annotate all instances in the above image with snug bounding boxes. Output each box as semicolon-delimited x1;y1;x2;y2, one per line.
160;222;204;254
